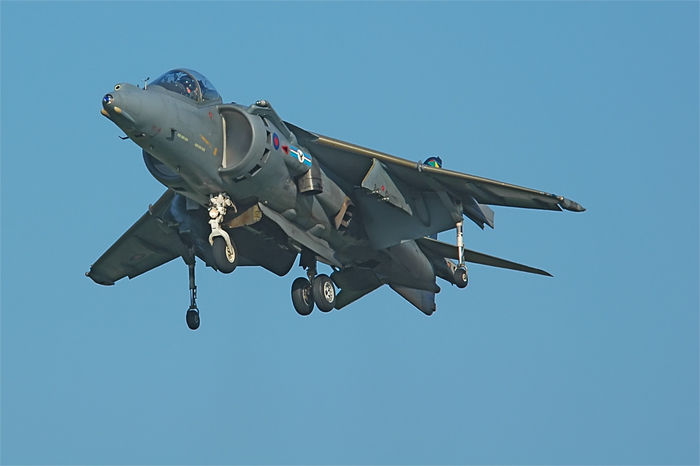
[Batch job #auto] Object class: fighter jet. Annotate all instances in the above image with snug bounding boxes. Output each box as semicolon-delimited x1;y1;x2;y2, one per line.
87;69;585;330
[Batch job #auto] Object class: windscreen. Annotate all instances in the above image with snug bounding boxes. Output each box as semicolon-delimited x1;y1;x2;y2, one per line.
151;69;220;103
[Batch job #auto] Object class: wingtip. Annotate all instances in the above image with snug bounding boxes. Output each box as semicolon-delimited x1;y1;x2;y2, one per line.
532;267;553;277
559;197;586;212
86;268;115;286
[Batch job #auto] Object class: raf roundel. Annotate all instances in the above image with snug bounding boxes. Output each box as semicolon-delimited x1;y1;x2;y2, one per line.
273;133;280;150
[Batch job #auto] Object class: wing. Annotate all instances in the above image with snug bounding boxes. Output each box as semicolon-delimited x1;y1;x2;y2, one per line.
287;122;585;213
86;190;190;285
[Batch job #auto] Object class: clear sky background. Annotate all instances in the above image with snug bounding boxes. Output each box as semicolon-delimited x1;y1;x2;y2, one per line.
1;2;698;465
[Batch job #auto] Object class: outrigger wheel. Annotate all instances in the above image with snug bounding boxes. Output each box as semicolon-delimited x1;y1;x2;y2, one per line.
185;256;201;330
291;277;314;316
312;274;336;312
454;267;468;289
186;308;200;330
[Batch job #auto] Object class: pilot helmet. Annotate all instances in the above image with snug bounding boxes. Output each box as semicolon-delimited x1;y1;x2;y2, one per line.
179;74;199;99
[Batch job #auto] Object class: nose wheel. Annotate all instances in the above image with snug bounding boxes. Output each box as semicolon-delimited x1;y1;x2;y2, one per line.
208;193;238;274
212;236;237;273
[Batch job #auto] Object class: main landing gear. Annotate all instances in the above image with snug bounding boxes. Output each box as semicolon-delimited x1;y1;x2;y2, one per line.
454;220;469;289
291;253;336;316
208;193;238;274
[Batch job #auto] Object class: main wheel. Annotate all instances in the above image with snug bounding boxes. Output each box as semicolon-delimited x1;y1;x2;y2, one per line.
454;267;468;289
313;274;336;312
212;236;237;274
291;277;314;316
186;309;200;330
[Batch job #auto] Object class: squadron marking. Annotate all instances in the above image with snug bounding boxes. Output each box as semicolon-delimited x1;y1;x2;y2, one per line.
289;146;312;166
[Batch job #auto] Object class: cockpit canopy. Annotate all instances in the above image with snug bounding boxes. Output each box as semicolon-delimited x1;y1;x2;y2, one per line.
151;69;220;103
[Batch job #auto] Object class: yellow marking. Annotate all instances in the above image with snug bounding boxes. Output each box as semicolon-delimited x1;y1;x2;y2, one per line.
194;143;206;152
114;106;122;114
214;147;218;156
200;134;212;148
177;133;189;142
101;109;109;117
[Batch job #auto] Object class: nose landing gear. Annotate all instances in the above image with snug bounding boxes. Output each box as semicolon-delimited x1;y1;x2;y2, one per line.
208;193;238;274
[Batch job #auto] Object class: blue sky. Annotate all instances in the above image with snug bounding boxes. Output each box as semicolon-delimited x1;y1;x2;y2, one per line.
1;2;698;465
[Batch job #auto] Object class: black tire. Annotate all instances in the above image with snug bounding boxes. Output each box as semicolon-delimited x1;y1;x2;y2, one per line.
212;236;237;274
313;274;336;312
291;277;314;316
454;267;468;289
186;309;200;330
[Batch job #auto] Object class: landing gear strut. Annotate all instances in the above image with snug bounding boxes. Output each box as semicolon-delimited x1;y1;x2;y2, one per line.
291;252;336;315
185;252;200;330
208;193;238;273
454;220;469;288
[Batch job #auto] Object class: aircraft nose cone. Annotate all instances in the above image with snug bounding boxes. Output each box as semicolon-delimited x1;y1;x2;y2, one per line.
102;83;143;128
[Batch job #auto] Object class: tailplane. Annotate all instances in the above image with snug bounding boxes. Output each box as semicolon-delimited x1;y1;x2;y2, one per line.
416;236;552;286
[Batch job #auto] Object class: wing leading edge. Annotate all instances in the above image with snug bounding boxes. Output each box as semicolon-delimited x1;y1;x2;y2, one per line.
86;190;189;285
286;122;585;213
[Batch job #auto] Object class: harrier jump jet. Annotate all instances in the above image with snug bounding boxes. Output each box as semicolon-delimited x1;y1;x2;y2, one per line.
87;69;585;330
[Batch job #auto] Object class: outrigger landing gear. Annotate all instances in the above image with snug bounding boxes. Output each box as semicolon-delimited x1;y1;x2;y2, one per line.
185;252;200;330
454;220;469;289
291;251;336;315
208;193;238;274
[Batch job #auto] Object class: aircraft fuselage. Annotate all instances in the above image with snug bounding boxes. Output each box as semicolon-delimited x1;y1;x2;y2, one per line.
101;72;440;295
